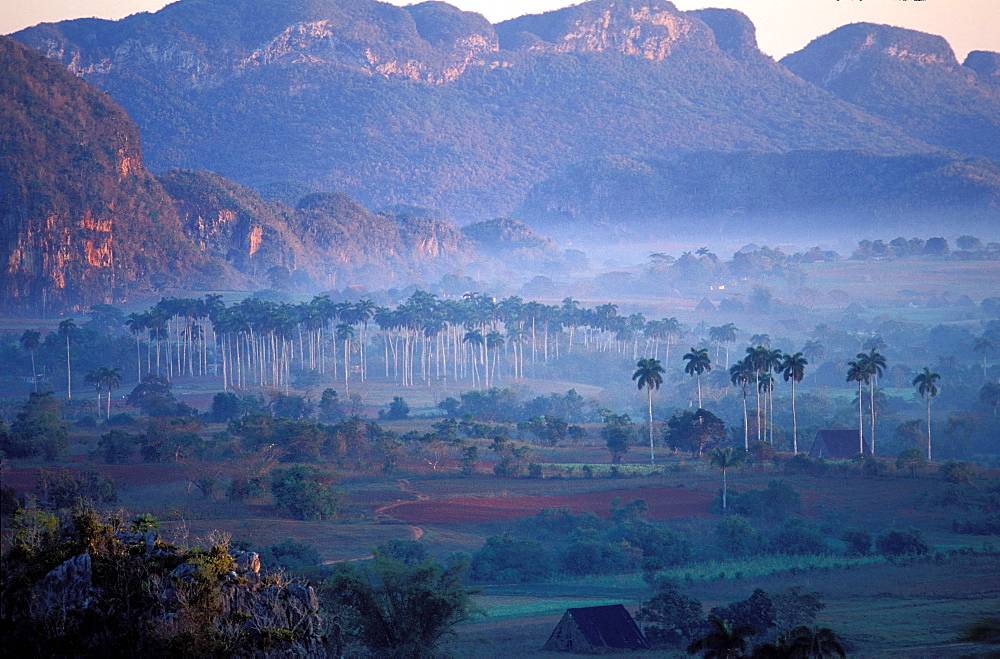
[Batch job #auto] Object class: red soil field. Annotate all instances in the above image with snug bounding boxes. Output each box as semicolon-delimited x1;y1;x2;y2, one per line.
386;484;714;525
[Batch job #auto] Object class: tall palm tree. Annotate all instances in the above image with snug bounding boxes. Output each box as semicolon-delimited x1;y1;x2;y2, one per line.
745;346;768;442
761;348;783;444
100;366;122;419
710;323;738;368
846;360;868;454
729;359;753;450
758;372;774;444
633;357;665;465
463;329;485;387
858;348;887;454
58;319;77;398
335;323;354;394
20;329;41;393
974;336;993;379
84;368;103;416
683;347;712;408
687;614;756;658
912;367;941;461
709;446;743;512
780;352;808;453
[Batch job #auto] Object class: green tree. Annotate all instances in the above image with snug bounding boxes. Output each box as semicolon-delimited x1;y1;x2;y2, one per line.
779;352;808;453
601;412;635;464
683;347;712;409
325;554;480;656
632;357;665;464
979;381;1000;415
270;465;342;520
637;588;706;646
19;329;41;393
665;409;727;458
5;392;67;460
912;367;941;461
709;446;744;512
730;359;754;451
895;448;927;477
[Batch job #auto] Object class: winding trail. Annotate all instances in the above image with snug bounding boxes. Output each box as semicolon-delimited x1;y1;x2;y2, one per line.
374;479;426;541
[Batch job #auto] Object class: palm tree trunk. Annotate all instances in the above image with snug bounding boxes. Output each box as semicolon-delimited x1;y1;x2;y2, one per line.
648;385;654;465
67;338;74;399
926;396;932;461
722;467;728;511
869;384;876;456
30;352;37;393
858;381;865;454
697;374;703;409
791;379;798;454
742;388;749;451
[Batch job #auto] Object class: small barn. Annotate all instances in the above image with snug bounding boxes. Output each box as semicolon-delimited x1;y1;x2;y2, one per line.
696;297;717;312
809;429;863;459
542;604;650;652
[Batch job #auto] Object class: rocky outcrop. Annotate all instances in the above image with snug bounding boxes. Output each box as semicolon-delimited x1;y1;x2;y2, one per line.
496;0;715;59
965;50;1000;88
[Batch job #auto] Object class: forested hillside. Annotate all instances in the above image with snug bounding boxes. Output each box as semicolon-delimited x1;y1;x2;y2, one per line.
12;0;938;219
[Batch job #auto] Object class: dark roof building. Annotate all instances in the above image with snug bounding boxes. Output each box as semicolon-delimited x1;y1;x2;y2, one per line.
696;297;717;311
542;604;650;652
809;429;863;459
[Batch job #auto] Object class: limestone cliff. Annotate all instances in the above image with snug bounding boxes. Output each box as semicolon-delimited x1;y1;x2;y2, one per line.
0;36;207;313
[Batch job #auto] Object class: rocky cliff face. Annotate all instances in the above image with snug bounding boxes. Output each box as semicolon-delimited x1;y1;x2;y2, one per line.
18;0;500;87
496;0;715;60
160;169;474;290
0;36;206;312
781;23;1000;160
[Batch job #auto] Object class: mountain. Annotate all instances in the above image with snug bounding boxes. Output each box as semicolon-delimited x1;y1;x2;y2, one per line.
0;36;206;313
780;23;1000;160
518;151;1000;239
159;169;474;291
11;0;929;220
0;34;475;312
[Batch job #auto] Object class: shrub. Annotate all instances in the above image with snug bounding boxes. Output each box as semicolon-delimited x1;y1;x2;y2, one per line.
470;534;553;583
939;460;978;485
768;518;828;556
558;540;636;576
876;528;930;556
269;466;342;520
715;515;761;557
637;588;706;646
257;540;321;573
842;529;872;556
725;480;801;520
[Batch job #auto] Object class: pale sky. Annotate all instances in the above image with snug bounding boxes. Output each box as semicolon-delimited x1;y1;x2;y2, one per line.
1;0;997;60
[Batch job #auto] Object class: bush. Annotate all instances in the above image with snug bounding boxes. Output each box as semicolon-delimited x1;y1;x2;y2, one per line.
842;529;872;556
269;466;342;520
876;528;930;556
725;480;801;520
940;460;978;485
768;518;828;556
257;540;321;573
715;515;761;557
637;588;706;646
470;534;553;583
378;396;410;421
558;540;636;576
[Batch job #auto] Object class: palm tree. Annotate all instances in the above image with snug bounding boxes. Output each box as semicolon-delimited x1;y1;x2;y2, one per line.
709;447;743;512
100;366;122;419
761;348;783;444
749;333;771;348
20;329;41;393
486;330;505;384
463;328;485;387
758;372;774;444
858;349;887;455
912;367;941;461
974;336;993;379
780;352;808;453
633;357;665;465
84;368;103;416
58;319;77;398
846;360;868;454
710;323;738;368
785;625;847;658
729;359;754;450
687;614;756;658
335;323;354;394
981;381;1000;416
683;347;712;408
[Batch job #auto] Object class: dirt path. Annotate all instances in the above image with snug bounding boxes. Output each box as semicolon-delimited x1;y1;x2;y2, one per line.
374;479;426;541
